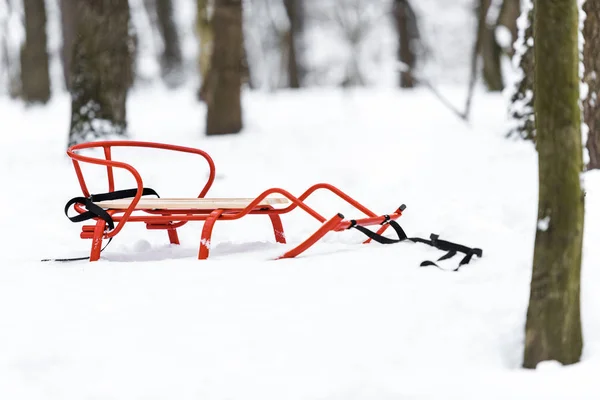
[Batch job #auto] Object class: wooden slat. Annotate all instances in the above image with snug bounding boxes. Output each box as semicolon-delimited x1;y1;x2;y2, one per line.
94;197;290;210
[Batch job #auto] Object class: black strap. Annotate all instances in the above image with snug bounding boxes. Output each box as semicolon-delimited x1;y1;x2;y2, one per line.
41;238;113;262
64;188;159;228
43;188;159;262
349;219;482;271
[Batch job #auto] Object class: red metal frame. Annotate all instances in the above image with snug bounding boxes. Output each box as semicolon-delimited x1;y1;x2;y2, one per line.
66;140;404;261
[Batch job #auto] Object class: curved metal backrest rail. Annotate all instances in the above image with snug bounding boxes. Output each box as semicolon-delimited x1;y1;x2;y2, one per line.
67;140;216;237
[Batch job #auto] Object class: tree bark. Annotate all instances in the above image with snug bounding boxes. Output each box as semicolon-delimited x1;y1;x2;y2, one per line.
205;0;243;135
283;0;304;88
20;0;50;103
523;0;584;369
153;0;183;87
68;0;133;147
393;0;418;88
584;0;600;170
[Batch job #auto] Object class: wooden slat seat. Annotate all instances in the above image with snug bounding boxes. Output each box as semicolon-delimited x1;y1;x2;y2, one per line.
94;197;290;210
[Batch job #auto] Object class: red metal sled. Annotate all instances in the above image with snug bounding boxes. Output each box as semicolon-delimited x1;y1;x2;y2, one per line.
66;140;403;261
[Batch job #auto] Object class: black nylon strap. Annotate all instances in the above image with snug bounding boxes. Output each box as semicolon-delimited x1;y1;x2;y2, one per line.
348;219;482;271
351;223;406;244
89;188;160;202
46;188;160;263
64;197;115;229
64;187;160;228
41;238;113;262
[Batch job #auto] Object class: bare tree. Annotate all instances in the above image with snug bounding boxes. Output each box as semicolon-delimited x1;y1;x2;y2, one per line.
523;0;584;369
283;0;304;88
393;0;419;88
584;0;600;170
68;0;134;147
497;0;521;57
145;0;183;87
197;0;213;96
478;0;503;91
20;0;50;103
59;0;75;91
204;0;243;135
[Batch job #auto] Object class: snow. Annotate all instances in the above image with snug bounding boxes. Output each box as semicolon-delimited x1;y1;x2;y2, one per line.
537;216;550;232
495;25;513;50
0;83;599;399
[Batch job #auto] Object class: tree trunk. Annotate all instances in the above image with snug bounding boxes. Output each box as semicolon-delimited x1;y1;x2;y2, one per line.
283;0;304;88
197;0;213;99
509;2;535;141
584;0;600;170
205;0;243;135
497;0;521;57
20;0;50;103
153;0;183;87
60;0;76;91
523;0;584;369
68;0;133;147
477;0;504;91
393;0;418;88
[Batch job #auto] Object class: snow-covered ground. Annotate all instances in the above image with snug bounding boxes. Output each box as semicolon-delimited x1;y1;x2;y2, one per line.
0;85;599;399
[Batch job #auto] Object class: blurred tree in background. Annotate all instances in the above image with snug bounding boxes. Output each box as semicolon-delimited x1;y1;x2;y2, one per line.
59;0;74;91
20;0;50;103
197;0;213;95
497;0;520;57
393;0;419;88
145;0;183;87
584;0;600;170
476;0;502;92
283;0;305;88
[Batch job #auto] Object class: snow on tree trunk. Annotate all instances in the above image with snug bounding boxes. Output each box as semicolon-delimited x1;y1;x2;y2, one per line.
20;0;51;104
204;0;243;135
67;0;133;147
583;0;600;170
523;0;584;369
507;0;535;141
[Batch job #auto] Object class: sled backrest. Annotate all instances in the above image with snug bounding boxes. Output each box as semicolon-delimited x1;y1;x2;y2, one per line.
66;140;216;199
